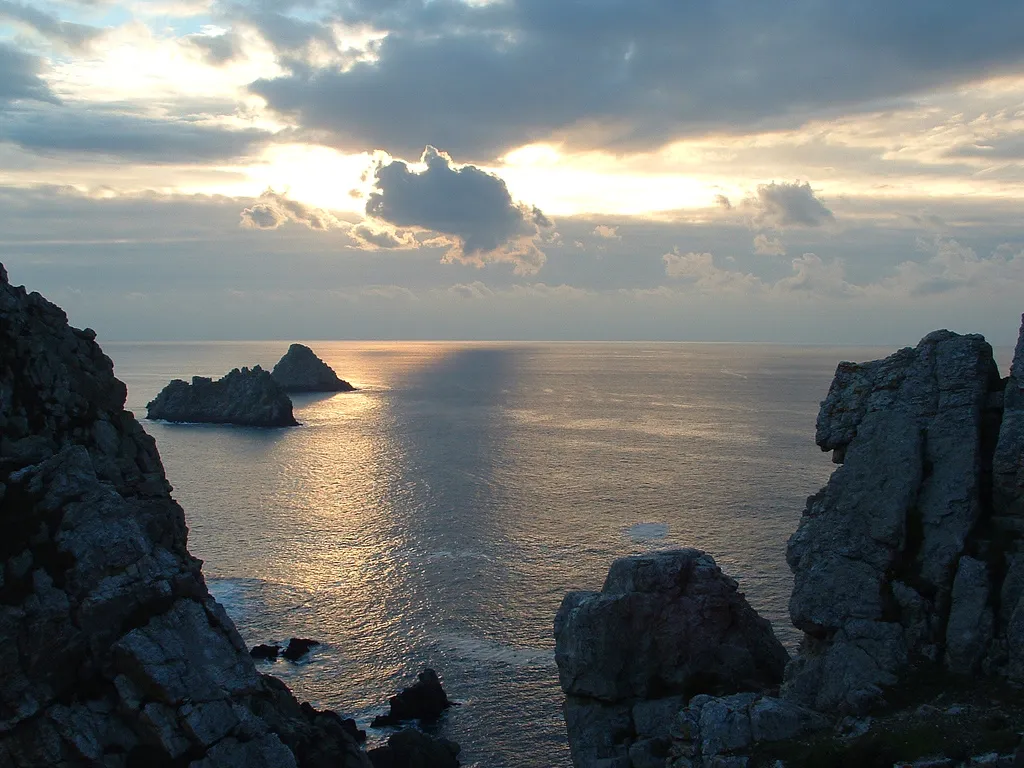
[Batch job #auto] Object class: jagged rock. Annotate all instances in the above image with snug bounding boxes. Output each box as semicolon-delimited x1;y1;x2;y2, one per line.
282;638;321;661
994;315;1024;520
0;261;370;766
271;343;355;393
554;550;789;767
371;669;452;727
367;728;461;768
784;330;1001;713
146;367;298;427
945;556;994;673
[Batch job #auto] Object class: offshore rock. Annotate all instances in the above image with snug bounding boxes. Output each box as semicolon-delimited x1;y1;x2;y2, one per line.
0;261;370;766
784;330;1003;713
371;669;452;727
367;728;461;768
146;366;298;427
271;343;355;393
554;549;789;767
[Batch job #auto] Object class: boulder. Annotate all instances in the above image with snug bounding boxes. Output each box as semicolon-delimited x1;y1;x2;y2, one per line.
554;550;789;766
282;638;321;661
371;669;452;727
271;343;355;393
0;261;370;766
251;644;280;660
146;366;298;427
367;728;460;768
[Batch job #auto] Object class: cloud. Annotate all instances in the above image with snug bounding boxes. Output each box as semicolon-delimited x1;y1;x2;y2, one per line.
349;222;417;249
240;189;340;230
662;249;761;293
714;194;733;210
0;1;103;51
0;42;58;106
593;225;620;239
186;30;246;65
247;1;1024;159
882;236;1024;296
0;105;273;163
366;146;552;273
753;181;835;229
753;233;786;256
773;253;859;297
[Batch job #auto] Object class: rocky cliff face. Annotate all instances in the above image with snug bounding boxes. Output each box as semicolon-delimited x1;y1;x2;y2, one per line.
556;318;1024;768
0;263;369;767
271;344;355;393
146;367;298;427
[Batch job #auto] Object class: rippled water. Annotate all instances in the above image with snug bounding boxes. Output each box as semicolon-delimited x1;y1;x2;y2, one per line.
107;341;890;767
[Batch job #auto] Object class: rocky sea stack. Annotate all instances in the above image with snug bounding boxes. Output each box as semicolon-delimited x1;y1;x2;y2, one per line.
146;367;298;427
0;262;372;766
271;344;355;393
557;319;1024;767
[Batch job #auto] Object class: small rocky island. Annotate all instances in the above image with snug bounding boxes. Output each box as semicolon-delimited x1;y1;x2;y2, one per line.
146;366;299;427
556;319;1024;767
271;343;355;393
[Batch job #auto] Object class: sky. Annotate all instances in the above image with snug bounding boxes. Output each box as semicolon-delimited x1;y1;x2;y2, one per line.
2;0;1024;344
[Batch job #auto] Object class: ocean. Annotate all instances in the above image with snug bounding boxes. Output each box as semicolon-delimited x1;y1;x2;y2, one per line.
105;340;971;767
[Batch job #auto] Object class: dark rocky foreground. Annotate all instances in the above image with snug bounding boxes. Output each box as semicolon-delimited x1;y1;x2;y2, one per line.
556;320;1024;767
0;263;457;767
146;366;298;427
271;343;355;393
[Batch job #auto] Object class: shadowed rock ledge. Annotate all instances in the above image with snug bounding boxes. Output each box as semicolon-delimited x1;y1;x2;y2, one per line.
271;343;355;393
0;262;369;766
146;367;298;427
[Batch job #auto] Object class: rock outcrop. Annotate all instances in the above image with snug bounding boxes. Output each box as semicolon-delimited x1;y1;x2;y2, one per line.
557;320;1024;768
146;367;298;427
554;549;790;767
271;344;355;393
0;262;369;766
371;669;452;728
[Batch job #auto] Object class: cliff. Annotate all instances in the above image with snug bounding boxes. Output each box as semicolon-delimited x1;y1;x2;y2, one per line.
271;344;355;393
556;319;1024;767
0;263;369;767
146;367;298;427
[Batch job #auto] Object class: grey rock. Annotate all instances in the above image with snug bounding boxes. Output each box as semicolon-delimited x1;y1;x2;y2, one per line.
556;549;789;702
784;330;999;713
562;696;633;768
944;556;994;673
271;343;355;393
994;314;1024;519
0;261;371;766
146;366;298;426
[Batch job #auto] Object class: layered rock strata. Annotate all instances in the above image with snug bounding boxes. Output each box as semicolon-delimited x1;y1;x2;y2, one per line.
146;367;298;427
271;344;355;393
0;262;369;767
554;549;790;767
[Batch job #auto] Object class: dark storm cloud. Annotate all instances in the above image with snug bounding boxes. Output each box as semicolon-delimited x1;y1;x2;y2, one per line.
0;43;58;106
187;31;246;65
753;182;835;229
365;146;552;270
0;106;273;163
245;0;1024;159
0;1;103;51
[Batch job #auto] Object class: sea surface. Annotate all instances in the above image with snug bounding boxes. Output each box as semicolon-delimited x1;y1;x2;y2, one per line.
105;340;1008;767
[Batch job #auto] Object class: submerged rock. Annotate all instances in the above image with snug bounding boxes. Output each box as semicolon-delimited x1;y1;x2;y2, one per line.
271;343;355;393
371;669;452;727
554;549;789;766
0;262;370;766
146;366;298;427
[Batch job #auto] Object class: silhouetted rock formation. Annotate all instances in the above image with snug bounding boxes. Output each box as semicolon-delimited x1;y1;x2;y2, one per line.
371;669;452;727
0;262;370;767
553;549;789;767
272;343;355;393
147;366;298;427
367;728;460;768
557;320;1024;767
282;638;320;661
